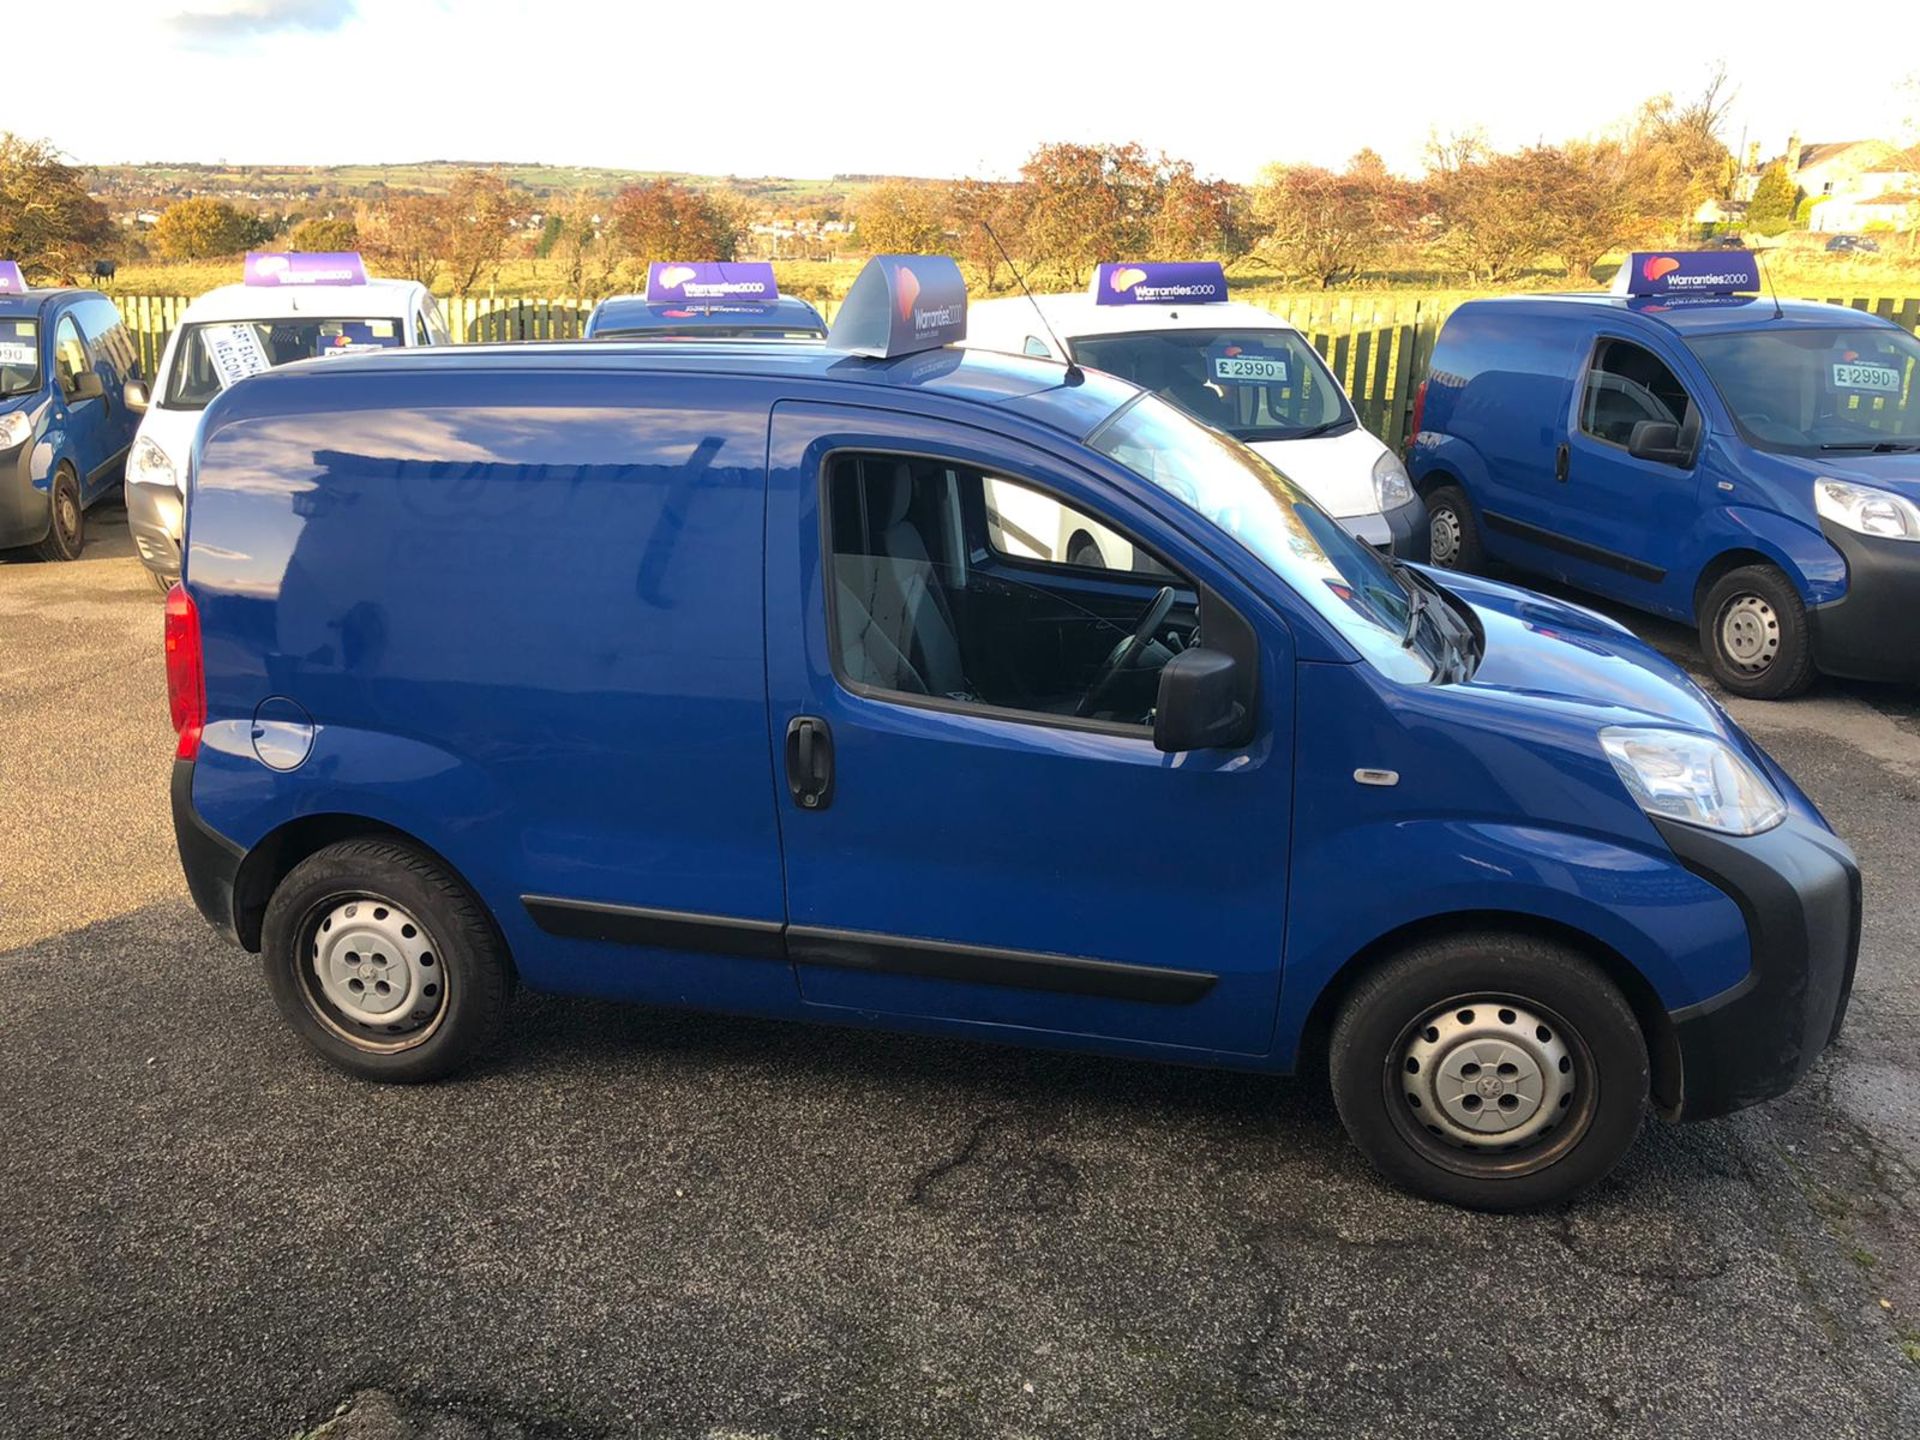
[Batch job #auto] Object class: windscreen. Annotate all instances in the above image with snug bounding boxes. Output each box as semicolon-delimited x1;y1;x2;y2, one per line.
163;317;407;410
1071;328;1354;443
0;317;39;398
1687;325;1920;455
1090;391;1434;681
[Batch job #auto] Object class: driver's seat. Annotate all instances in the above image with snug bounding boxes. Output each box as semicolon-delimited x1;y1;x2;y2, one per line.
837;460;971;699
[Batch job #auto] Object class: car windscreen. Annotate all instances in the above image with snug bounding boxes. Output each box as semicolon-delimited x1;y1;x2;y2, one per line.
595;326;826;341
1686;325;1920;456
1090;391;1435;681
0;317;39;398
1071;328;1354;443
162;317;407;410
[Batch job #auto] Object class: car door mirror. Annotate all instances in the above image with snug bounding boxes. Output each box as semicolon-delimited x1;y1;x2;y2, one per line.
65;371;104;403
1153;647;1251;753
123;380;149;413
1627;420;1689;466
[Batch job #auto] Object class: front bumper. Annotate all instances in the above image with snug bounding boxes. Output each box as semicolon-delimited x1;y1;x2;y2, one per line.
1338;494;1430;561
172;758;243;943
0;440;49;550
126;478;184;584
1655;810;1860;1122
1808;519;1920;684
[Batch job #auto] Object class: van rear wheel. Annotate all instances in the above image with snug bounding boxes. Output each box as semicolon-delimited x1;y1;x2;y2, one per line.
260;838;513;1082
1329;932;1648;1210
1425;485;1482;571
1699;565;1815;700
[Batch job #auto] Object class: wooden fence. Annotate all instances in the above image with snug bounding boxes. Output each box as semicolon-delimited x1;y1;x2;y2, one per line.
113;290;1920;454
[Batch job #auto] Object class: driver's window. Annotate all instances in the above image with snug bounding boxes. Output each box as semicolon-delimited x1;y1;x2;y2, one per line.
825;452;1196;728
1580;338;1690;452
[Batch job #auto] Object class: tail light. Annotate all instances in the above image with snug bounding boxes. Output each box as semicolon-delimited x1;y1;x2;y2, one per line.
164;584;205;760
1406;379;1429;457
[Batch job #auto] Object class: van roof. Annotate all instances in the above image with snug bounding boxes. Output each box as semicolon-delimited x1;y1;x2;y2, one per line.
176;276;427;324
969;292;1302;342
208;337;1142;439
1455;291;1901;338
0;288;102;317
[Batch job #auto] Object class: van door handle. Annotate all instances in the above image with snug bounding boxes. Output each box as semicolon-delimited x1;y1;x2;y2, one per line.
1554;443;1571;483
785;715;834;811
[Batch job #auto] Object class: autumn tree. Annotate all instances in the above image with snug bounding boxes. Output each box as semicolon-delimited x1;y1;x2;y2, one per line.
853;179;945;255
288;215;358;252
441;169;519;295
947;177;1024;292
1746;162;1795;236
1426;147;1570;283
607;180;741;264
1252;151;1418;288
1014;142;1163;287
1626;66;1737;240
548;191;616;294
362;195;445;288
153;197;263;260
0;135;111;280
1150;160;1245;259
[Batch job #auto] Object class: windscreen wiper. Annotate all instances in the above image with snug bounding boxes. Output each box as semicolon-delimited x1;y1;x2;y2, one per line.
1819;440;1920;452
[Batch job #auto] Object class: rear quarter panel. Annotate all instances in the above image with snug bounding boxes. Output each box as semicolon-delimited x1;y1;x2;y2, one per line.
186;364;791;1007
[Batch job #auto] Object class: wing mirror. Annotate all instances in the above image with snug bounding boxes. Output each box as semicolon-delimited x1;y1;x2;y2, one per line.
1628;420;1691;467
124;380;149;414
1153;647;1253;753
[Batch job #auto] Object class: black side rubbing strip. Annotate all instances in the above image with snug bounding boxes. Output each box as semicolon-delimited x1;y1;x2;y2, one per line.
522;895;787;960
1481;511;1666;583
519;897;1216;1004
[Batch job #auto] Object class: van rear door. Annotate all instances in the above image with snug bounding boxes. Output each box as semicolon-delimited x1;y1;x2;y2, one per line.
762;401;1293;1056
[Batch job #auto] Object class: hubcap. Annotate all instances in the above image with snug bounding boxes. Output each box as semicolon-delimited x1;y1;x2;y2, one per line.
1399;999;1576;1150
56;487;79;542
306;896;445;1039
1430;508;1462;567
1718;594;1779;673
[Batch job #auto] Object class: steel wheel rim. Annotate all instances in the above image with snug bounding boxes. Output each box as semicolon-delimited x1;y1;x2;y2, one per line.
1430;507;1462;567
1718;594;1779;673
1385;993;1597;1178
55;481;80;547
297;893;449;1052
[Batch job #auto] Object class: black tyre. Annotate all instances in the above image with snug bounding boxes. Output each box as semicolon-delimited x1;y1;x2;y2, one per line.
1066;531;1106;569
32;465;83;562
260;839;513;1082
1425;484;1483;571
1698;565;1815;700
1330;932;1648;1210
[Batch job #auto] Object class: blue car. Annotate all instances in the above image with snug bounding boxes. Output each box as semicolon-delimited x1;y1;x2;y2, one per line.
0;265;143;560
1410;250;1920;697
166;255;1858;1209
585;260;827;341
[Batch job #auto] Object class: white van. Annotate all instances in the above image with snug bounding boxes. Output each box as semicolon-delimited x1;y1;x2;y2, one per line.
123;252;450;587
969;262;1426;563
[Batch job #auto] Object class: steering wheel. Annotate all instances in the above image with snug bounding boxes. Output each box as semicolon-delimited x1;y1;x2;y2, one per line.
1076;586;1178;718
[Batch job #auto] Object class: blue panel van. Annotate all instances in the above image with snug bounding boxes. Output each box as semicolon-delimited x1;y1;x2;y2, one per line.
167;256;1859;1210
1409;251;1920;698
0;268;142;560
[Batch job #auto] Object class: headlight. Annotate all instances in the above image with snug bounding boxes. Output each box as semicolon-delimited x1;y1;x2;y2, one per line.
127;435;178;491
1372;451;1413;511
0;411;30;451
1814;478;1920;541
1600;727;1786;836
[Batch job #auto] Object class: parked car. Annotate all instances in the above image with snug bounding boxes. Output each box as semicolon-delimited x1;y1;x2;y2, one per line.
1825;234;1881;254
167;254;1858;1210
1410;250;1920;697
585;261;827;341
968;262;1427;560
0;263;142;560
123;252;451;588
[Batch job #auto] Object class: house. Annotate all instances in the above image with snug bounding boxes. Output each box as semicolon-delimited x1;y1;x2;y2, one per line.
1734;136;1917;234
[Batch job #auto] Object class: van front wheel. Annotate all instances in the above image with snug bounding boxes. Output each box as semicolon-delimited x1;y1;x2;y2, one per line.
1425;485;1482;571
260;838;513;1082
1329;932;1648;1210
33;466;83;562
1699;565;1815;700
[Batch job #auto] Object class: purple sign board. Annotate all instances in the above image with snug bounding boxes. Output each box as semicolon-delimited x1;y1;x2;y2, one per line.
645;261;777;303
1614;251;1760;297
0;261;27;295
826;254;967;359
1093;261;1228;306
243;251;369;287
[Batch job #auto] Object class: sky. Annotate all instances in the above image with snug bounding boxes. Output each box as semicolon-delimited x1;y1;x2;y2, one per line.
8;0;1919;181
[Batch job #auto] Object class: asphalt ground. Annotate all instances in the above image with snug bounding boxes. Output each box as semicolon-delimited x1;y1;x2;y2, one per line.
1;512;1915;1439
